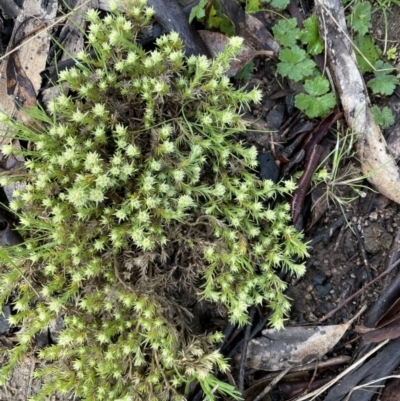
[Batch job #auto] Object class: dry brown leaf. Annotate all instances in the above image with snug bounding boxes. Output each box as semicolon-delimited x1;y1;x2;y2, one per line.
0;0;57;133
6;51;37;111
242;307;367;372
362;324;400;344
198;30;272;77
244;14;280;54
242;321;353;371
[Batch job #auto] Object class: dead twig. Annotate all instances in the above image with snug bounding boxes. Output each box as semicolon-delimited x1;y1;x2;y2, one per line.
254;367;292;401
25;357;36;400
293;339;390;401
352;223;373;281
238;306;256;394
343;374;400;401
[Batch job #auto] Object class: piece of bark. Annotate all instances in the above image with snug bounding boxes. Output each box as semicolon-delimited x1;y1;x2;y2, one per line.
0;0;21;19
315;0;400;204
363;233;400;328
323;338;400;401
291;144;323;225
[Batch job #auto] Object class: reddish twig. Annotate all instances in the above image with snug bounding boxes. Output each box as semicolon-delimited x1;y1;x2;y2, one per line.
291;144;324;224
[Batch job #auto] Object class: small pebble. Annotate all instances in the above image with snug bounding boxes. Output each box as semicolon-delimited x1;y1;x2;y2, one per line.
369;211;378;221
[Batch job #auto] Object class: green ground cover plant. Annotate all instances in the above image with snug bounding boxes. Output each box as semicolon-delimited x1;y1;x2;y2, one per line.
191;0;399;125
0;0;308;399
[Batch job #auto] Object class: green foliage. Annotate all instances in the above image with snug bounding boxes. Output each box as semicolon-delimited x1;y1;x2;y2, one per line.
372;105;395;128
295;76;337;118
246;0;262;12
234;61;255;80
273;16;334;118
312;130;372;215
277;45;317;81
189;0;235;36
347;1;372;36
272;18;301;48
354;34;381;73
386;46;398;60
189;0;208;23
261;0;291;10
0;1;308;400
300;15;324;56
208;3;235;36
368;60;400;95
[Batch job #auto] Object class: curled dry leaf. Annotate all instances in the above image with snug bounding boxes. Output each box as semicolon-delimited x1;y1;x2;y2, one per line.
198;30;273;77
240;319;354;371
0;0;57;131
315;0;400;204
240;307;365;372
362;324;400;344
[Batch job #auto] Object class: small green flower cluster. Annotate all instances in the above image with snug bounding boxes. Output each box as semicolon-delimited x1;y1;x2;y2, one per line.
0;0;308;399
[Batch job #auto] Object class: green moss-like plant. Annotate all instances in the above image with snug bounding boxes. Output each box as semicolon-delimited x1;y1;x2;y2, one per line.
0;0;308;399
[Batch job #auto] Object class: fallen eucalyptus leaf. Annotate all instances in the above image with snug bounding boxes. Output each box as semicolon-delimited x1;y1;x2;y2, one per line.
242;321;353;371
241;307;366;371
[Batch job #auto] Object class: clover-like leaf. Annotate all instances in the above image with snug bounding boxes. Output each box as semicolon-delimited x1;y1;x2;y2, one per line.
189;0;208;23
354;34;381;73
208;4;235;36
372;105;395;129
368;60;400;96
303;76;330;96
235;61;255;80
246;0;262;12
295;93;336;118
277;45;317;82
273;18;301;48
348;2;372;36
300;15;324;55
295;76;336;118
